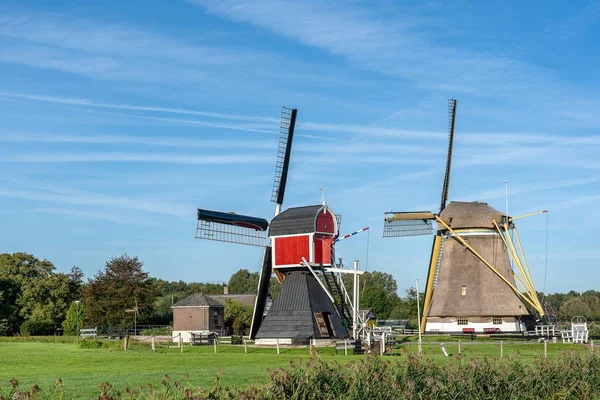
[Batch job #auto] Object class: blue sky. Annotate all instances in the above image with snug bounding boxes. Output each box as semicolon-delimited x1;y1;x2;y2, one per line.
0;0;598;293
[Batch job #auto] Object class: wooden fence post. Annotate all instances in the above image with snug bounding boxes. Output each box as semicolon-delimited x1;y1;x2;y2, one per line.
500;340;503;358
458;339;462;355
151;336;155;353
276;339;280;355
544;340;548;358
309;339;313;354
214;337;217;354
179;334;183;353
344;340;348;356
123;335;128;351
244;339;248;354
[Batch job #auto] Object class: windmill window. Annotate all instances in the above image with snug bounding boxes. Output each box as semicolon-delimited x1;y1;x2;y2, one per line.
461;286;466;296
457;317;468;325
493;317;503;325
213;311;220;327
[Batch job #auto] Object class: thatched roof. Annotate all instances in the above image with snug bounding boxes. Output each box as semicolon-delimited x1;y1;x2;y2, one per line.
428;235;528;317
438;201;505;230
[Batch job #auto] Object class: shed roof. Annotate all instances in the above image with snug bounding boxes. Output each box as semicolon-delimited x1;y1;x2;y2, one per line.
439;201;506;230
172;293;257;308
172;293;223;308
209;294;256;307
269;205;334;236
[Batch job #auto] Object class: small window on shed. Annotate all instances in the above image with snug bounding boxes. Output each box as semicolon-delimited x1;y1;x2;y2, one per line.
457;317;468;325
493;317;503;325
461;286;466;296
213;311;220;327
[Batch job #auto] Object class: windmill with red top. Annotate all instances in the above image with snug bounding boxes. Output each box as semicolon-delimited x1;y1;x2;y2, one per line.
195;107;353;344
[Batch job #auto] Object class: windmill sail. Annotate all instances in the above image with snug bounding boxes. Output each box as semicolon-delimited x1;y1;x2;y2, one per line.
383;212;435;237
250;106;298;339
440;99;457;212
271;107;297;207
195;209;269;247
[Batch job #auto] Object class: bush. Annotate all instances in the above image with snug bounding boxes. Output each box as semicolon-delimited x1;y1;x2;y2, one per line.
140;326;171;336
19;320;55;336
77;340;104;349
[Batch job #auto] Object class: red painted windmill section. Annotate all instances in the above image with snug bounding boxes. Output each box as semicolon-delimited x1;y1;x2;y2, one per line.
316;210;335;233
313;236;333;265
274;235;310;266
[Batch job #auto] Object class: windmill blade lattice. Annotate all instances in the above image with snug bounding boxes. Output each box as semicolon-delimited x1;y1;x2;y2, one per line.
195;209;269;247
383;211;435;237
271;107;297;205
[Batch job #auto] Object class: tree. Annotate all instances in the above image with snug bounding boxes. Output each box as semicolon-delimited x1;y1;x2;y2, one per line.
62;302;84;335
0;253;82;335
223;299;253;335
83;254;159;329
228;269;259;294
0;276;19;335
388;287;424;326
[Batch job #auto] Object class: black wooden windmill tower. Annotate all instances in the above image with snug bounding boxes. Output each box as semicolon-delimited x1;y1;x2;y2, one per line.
195;107;351;344
383;100;545;334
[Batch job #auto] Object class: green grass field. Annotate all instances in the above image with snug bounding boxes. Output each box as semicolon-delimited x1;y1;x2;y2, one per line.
0;337;591;398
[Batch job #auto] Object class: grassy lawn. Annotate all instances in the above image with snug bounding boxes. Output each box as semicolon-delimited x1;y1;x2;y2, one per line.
0;337;591;398
0;340;354;398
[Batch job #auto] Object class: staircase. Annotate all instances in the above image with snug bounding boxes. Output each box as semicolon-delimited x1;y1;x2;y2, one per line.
432;237;445;289
322;271;353;331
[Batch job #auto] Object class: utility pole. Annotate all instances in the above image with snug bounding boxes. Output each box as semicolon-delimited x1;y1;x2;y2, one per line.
353;260;360;340
75;300;81;338
416;280;422;355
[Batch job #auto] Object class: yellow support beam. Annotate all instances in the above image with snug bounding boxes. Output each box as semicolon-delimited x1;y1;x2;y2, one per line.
420;234;442;333
513;225;537;296
492;220;536;297
385;211;435;221
503;222;544;316
435;216;543;315
509;210;547;222
493;221;543;312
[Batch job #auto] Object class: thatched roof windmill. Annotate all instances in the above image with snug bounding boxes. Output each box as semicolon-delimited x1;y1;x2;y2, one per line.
383;100;545;333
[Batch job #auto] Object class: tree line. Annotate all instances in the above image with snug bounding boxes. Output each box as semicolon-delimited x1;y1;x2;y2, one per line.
0;252;597;336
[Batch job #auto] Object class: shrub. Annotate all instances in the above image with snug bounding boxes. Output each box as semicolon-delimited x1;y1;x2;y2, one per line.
2;351;600;399
19;320;55;336
140;326;171;336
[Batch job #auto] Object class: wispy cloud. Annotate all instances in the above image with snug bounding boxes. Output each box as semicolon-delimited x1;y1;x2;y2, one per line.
0;12;258;83
0;132;276;149
540;194;600;211
461;177;600;203
0;186;190;219
33;207;159;225
0;152;273;164
0;92;276;123
192;0;600;129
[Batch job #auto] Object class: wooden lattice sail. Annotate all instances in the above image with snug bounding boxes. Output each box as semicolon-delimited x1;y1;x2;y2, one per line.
195;106;353;342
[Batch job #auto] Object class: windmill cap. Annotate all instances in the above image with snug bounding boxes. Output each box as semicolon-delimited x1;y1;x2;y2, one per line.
438;201;506;230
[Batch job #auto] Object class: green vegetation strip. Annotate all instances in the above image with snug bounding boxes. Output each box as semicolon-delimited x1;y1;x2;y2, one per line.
0;338;595;399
